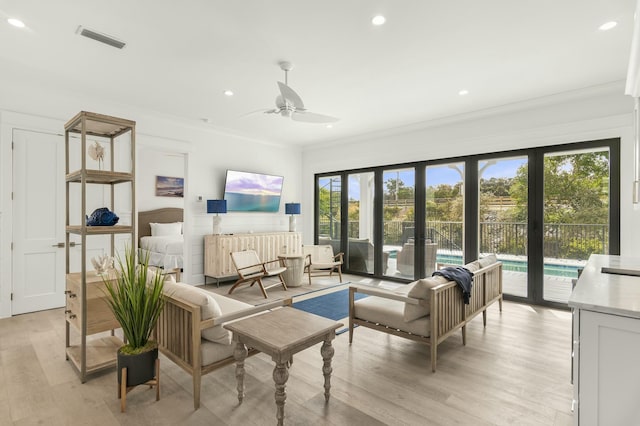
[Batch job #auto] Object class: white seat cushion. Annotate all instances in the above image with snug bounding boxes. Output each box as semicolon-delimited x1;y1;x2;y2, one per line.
309;262;340;270
201;340;235;366
266;266;286;276
354;297;431;337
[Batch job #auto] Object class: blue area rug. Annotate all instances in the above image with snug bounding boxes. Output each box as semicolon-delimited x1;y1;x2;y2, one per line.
293;289;368;334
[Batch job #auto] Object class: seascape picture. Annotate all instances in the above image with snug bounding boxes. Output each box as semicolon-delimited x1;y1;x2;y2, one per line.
156;175;184;197
223;170;283;212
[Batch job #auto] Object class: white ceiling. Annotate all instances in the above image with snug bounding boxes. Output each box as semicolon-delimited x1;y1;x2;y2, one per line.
0;0;636;146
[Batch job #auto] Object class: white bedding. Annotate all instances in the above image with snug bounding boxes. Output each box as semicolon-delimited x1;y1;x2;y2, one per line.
140;235;183;270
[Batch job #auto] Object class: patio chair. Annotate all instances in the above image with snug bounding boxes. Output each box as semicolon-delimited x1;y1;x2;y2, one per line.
303;245;344;284
228;250;287;298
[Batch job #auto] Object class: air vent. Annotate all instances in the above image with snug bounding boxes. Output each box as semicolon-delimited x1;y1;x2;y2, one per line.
76;26;126;49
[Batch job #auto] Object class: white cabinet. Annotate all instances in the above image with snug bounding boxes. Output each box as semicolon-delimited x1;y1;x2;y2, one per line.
569;255;640;426
573;309;640;425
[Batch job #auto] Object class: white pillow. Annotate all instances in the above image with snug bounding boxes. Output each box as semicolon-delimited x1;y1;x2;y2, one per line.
200;294;231;345
403;276;449;322
150;222;182;236
162;281;230;345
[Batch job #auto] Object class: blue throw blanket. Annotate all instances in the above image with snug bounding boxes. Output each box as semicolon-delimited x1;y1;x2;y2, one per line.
433;266;473;304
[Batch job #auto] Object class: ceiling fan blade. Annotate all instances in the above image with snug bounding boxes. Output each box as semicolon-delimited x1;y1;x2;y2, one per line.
291;110;339;123
277;81;305;109
235;108;273;119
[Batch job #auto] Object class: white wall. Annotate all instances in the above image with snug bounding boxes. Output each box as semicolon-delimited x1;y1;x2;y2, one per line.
138;146;185;211
301;83;640;256
0;84;302;317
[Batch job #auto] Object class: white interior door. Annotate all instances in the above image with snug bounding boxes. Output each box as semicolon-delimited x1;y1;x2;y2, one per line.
12;129;65;314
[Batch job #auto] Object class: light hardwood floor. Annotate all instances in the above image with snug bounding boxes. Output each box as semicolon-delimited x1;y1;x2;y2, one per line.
0;275;573;425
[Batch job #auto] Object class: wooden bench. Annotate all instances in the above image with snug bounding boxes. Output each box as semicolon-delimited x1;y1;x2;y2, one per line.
349;256;503;372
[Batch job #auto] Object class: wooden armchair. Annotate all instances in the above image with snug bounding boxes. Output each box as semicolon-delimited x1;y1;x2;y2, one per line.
303;245;344;284
228;249;287;298
156;280;291;409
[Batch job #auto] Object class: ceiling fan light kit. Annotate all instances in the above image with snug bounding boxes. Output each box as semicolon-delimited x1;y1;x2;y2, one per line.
261;61;339;124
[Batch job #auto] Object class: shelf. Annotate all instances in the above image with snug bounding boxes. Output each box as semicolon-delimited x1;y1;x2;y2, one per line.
66;225;134;235
64;111;136;138
66;170;133;184
65;110;135;383
66;335;123;376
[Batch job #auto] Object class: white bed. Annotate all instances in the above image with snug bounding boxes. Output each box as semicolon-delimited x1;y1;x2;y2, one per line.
138;208;184;271
140;234;183;270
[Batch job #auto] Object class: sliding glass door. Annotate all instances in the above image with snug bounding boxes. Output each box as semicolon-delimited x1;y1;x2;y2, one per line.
347;172;375;274
542;148;611;303
383;168;415;278
425;163;465;274
478;156;529;298
315;138;619;308
317;175;342;255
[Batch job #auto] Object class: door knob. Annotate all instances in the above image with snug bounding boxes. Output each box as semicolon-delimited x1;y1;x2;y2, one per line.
51;242;65;248
69;242;82;247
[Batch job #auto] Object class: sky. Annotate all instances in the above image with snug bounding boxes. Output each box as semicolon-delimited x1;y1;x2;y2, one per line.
338;157;528;199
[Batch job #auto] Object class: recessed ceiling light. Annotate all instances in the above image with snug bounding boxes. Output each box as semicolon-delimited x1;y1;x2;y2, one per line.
599;21;617;31
372;15;386;26
458;89;469;96
223;90;234;97
7;18;25;28
326;124;333;129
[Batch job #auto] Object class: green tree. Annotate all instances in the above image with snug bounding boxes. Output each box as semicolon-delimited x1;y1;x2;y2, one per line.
509;152;609;224
508;151;609;259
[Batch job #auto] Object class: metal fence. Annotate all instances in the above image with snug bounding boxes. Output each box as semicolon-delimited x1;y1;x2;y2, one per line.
318;218;609;260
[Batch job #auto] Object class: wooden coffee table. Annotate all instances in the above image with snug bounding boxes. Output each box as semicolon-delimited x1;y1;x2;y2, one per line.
224;307;343;425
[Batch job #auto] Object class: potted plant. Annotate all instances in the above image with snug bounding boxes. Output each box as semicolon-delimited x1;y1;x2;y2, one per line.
102;245;166;388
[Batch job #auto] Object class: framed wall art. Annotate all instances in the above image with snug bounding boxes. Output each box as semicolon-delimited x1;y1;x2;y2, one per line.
156;175;184;198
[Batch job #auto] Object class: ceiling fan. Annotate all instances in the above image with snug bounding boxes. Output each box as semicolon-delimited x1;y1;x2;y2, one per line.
263;61;339;124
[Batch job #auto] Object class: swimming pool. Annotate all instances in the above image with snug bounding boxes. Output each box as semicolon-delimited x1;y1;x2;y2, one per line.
436;253;581;278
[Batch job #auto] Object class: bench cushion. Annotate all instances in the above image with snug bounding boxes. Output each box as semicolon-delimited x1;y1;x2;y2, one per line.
403;276;449;322
201;340;235;366
478;254;497;268
355;297;431;337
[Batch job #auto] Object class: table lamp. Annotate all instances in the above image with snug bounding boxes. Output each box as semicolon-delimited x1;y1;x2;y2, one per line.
285;203;301;232
207;199;227;234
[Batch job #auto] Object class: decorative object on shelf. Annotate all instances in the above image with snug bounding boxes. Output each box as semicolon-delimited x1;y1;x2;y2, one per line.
86;207;119;226
102;246;164;412
88;141;105;170
207;199;227;235
91;254;114;276
285;203;301;232
155;175;184;198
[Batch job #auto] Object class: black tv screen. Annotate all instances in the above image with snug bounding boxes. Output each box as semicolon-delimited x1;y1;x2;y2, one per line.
223;170;284;212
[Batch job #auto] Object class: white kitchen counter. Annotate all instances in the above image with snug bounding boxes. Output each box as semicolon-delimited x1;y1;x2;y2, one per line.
568;254;640;319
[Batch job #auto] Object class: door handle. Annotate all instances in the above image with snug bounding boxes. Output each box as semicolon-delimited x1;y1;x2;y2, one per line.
51;242;65;248
69;242;82;247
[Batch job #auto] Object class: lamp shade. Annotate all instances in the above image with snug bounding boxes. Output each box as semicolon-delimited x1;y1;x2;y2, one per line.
285;203;301;215
207;199;227;214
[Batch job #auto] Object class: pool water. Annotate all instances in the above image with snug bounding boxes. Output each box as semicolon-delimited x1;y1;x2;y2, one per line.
436;254;581;278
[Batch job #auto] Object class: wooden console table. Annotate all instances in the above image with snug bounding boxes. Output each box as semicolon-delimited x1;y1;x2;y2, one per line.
225;307;342;426
204;232;302;283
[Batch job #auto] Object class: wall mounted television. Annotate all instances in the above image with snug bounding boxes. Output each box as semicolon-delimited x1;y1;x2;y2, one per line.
223;170;284;212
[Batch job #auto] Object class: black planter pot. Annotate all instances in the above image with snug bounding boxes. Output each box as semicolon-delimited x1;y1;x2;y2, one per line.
117;346;158;387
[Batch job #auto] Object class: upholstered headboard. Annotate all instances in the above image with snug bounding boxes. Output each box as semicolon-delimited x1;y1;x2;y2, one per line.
138;208;184;240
